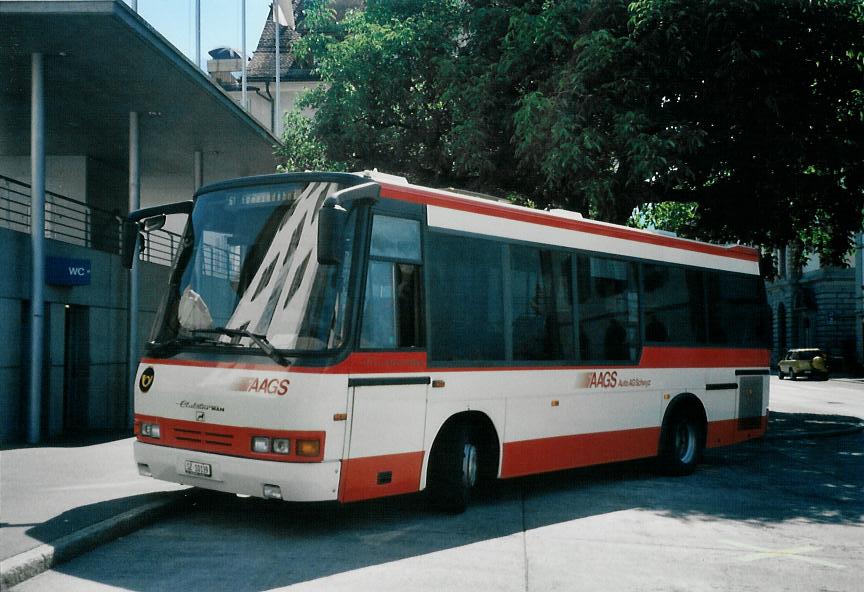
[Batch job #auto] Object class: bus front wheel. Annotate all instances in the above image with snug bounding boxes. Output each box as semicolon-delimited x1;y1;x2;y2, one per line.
428;427;479;514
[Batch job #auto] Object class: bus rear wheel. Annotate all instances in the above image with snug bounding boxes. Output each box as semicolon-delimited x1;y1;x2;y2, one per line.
428;427;479;514
659;409;704;476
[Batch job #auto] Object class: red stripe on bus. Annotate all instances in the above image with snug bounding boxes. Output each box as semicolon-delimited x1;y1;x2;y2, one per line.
134;414;325;463
338;451;425;502
501;426;661;478
501;415;768;478
379;183;760;263
638;347;770;368
705;416;768;448
141;347;768;375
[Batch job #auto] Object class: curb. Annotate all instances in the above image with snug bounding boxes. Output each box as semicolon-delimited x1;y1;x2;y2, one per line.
0;494;183;590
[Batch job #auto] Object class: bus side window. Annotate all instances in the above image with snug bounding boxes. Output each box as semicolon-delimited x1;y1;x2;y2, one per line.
360;216;424;349
577;255;639;362
509;245;574;360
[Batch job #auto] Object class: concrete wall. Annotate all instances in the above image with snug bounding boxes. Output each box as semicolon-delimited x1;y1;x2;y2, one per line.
766;266;858;370
2;154;196;213
0;226;170;443
86;157;128;213
0;156;88;202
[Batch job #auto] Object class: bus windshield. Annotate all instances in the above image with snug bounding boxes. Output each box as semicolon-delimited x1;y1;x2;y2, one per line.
151;179;359;354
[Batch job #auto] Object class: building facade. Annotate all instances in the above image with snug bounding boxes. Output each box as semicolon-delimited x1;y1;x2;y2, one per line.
0;1;280;444
765;241;863;372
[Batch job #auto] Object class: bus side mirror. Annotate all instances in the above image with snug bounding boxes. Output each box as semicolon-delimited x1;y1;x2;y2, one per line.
317;182;380;265
143;214;166;233
317;197;349;265
123;201;192;269
121;214;166;269
121;221;141;269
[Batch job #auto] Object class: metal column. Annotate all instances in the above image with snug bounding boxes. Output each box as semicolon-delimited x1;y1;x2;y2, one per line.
127;112;140;427
193;150;203;190
274;4;281;136
241;0;248;110
195;0;201;70
27;53;45;444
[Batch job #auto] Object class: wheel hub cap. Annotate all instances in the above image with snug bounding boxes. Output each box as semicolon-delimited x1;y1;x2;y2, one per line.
462;443;478;488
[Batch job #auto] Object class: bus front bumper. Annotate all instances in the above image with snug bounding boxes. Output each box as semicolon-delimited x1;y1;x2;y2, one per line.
134;441;341;502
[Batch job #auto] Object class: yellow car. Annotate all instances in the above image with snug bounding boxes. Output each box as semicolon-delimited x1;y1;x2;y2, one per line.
777;348;830;381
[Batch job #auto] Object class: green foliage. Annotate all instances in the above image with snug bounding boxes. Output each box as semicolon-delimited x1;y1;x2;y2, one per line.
275;110;341;172
289;0;467;183
630;201;699;236
277;0;864;262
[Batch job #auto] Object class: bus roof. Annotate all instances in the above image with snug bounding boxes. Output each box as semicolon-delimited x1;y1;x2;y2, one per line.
195;170;759;269
364;172;760;266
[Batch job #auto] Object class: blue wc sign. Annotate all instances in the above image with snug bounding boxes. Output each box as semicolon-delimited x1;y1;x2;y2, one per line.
47;256;92;286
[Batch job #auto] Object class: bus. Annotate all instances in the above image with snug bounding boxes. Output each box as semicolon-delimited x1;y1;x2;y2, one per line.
128;170;770;512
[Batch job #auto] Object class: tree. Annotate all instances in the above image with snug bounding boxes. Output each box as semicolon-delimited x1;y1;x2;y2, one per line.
292;0;466;183
283;0;864;262
274;110;340;172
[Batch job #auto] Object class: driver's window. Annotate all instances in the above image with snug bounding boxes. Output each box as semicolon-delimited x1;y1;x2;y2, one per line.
360;216;424;349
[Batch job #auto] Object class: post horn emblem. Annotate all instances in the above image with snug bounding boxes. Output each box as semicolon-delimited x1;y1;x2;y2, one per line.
139;367;155;393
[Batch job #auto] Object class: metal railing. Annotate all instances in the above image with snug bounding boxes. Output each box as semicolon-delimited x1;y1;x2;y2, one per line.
141;229;183;266
202;242;242;280
0;173;182;266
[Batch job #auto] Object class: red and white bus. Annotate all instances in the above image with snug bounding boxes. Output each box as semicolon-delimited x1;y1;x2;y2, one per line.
129;171;770;511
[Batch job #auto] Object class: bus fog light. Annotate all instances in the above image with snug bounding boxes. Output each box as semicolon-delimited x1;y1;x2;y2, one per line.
137;463;153;477
252;436;271;453
296;439;320;457
263;484;282;500
141;423;161;439
272;438;290;454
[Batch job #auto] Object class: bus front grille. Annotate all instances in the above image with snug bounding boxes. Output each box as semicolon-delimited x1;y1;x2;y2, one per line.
172;426;234;447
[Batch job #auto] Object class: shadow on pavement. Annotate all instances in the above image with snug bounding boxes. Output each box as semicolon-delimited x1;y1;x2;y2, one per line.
766;410;863;437
4;491;185;561
37;411;864;592
1;430;133;452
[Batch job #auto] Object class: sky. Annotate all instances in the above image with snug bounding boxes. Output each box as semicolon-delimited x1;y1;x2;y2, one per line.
127;0;274;69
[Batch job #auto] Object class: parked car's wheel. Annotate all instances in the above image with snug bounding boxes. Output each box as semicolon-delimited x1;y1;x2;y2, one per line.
778;370;785;380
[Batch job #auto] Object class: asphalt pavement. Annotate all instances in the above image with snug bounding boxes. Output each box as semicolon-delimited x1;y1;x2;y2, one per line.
0;434;187;589
1;378;862;590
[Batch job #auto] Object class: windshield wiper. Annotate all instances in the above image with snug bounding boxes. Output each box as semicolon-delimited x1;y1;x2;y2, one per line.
190;328;290;366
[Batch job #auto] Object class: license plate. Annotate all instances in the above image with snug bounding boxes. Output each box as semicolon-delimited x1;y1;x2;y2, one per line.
184;460;212;478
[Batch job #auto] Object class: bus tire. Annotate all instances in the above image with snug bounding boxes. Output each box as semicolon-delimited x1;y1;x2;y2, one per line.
658;406;704;476
428;426;479;514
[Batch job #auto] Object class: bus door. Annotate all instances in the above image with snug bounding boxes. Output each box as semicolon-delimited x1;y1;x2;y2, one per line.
344;377;429;501
341;215;428;501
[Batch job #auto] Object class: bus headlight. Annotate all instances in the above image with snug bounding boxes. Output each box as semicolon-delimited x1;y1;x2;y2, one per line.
141;423;161;439
252;436;271;453
272;438;290;454
295;439;320;457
